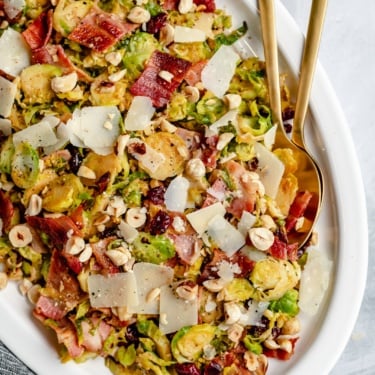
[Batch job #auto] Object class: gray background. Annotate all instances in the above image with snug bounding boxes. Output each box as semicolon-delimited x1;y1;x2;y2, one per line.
1;0;374;374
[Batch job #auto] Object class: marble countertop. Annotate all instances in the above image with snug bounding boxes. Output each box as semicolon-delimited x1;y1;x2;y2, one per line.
1;0;374;374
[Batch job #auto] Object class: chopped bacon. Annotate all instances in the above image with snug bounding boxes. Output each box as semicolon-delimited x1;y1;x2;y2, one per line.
68;5;138;52
175;128;201;155
47;250;83;305
81;318;112;352
22;10;53;50
69;205;85;230
285;190;313;232
0;190;15;233
26;215;82;248
224;160;258;218
162;0;179;11
168;233;201;265
130;50;192;107
91;238;120;274
203;178;227;207
193;0;216;12
35;295;68;320
34;314;85;358
185;60;208;86
200;135;219;170
269;236;299;261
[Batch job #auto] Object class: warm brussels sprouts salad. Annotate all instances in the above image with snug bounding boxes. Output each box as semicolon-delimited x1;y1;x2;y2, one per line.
0;0;332;373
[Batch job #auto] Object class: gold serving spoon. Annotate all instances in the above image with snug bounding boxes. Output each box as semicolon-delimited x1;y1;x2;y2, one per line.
259;0;327;248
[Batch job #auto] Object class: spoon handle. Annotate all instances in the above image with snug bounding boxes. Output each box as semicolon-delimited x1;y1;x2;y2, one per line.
259;0;283;127
292;0;328;148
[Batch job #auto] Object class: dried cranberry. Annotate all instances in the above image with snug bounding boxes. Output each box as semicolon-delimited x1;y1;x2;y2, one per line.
282;107;295;121
68;146;83;173
128;142;146;155
248;157;259;171
147;185;166;205
97;172;111;193
283;122;293;134
125;323;139;345
175;363;200;375
204;362;222;375
150;210;171;235
146;12;167;35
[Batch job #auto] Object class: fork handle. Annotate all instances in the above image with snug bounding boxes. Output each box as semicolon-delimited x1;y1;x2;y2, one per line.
259;0;283;127
292;0;328;148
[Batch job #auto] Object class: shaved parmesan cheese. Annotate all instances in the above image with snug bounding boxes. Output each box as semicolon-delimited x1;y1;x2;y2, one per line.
201;45;239;98
67;106;121;155
118;220;139;243
186;202;226;236
0;28;30;76
240;245;268;262
4;0;25;19
206;109;238;137
174;26;207;43
128;262;174;314
206;214;245;256
299;248;332;315
0;119;12;136
237;211;256;236
254;142;285;199
127;138;165;174
263;125;277;149
217;260;241;282
0;76;17;118
239;300;269;326
159;283;198;334
164;175;189;212
88;272;138;308
125;96;155;131
12;118;58;148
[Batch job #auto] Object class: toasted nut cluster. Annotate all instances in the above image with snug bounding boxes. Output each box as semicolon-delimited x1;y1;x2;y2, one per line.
105;51;122;66
159;23;174;45
178;0;194;14
185;158;206;179
65;235;85;255
202;278;226;293
8;224;33;248
224;302;242;325
127;6;151;24
227;323;244;344
175;283;198;301
77;165;96;179
107;196;127;217
126;207;147;228
106;246;131;267
244;351;268;372
146;287;161;303
25;194;42;216
249;227;275;251
184;86;200;103
78;244;93;263
51;72;78;93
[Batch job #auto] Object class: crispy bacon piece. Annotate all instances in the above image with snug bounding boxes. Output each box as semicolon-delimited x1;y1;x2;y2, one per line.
81;318;112;352
68;5;138;52
0;190;15;233
194;0;216;12
130;50;192;107
91;238;120;274
185;60;208;86
168;233;201;265
26;215;82;248
162;0;179;10
285;190;313;232
22;10;53;50
269;236;299;261
35;295;68;320
225;160;258;218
